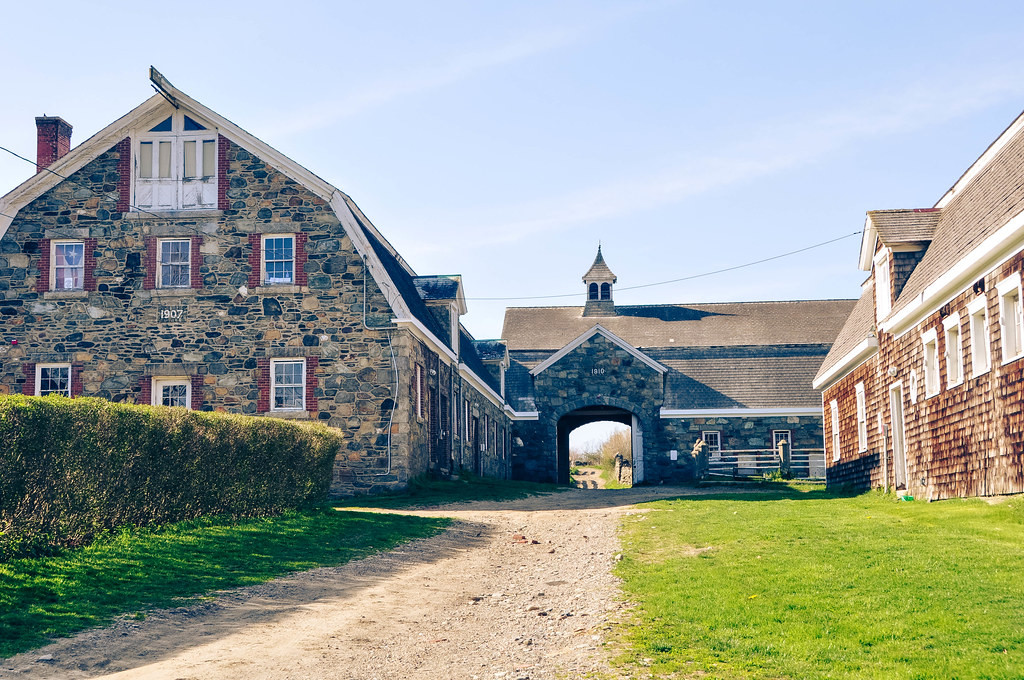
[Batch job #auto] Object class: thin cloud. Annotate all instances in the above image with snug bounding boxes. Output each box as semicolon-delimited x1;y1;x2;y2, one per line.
412;67;1024;251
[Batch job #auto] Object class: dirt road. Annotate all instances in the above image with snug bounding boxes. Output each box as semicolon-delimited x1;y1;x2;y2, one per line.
3;486;705;680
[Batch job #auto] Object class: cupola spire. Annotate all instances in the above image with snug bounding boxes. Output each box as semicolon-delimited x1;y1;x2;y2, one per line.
582;245;617;316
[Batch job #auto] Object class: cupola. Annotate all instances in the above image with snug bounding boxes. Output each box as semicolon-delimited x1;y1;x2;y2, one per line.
582;246;617;317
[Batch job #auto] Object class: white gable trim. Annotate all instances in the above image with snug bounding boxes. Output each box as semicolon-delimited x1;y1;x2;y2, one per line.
460;363;505;408
528;324;667;376
504;406;539;420
660;407;820;418
394;317;457;365
811;337;879;391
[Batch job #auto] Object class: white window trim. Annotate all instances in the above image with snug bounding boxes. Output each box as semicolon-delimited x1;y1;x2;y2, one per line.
270;358;306;412
50;240;85;292
942;313;964;388
156;238;192;289
152;377;192;409
772;430;792;449
133;111;218;212
829;400;840;462
701;430;721;453
922;328;940;397
967;295;991;378
261;234;296;286
36;363;71;397
874;248;892;322
855;383;867;453
997;273;1024;365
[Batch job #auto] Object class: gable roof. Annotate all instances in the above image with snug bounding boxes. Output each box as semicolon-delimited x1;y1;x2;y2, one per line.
503;300;856;352
812;284;878;389
878;108;1024;335
529;324;667;376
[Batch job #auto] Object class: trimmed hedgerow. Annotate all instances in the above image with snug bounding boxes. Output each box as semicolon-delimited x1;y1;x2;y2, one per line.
0;395;343;561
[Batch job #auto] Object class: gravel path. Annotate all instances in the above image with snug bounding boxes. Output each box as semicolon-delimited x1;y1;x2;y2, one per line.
2;486;711;680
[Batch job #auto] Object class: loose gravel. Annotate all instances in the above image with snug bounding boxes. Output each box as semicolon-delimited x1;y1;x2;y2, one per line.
2;486;711;680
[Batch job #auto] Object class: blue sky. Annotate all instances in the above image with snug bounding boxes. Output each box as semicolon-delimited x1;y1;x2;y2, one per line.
4;1;1024;340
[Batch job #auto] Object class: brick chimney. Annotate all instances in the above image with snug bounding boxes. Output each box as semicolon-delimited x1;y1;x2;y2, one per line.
35;117;73;174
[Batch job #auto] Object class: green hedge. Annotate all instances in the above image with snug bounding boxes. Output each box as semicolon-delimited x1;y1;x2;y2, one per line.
0;396;344;561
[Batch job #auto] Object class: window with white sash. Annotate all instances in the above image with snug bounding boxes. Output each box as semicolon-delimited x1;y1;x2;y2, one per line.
271;359;306;411
968;295;990;377
997;274;1024;364
157;239;191;288
943;314;963;387
152;378;191;408
37;364;71;397
135;112;217;210
52;241;84;291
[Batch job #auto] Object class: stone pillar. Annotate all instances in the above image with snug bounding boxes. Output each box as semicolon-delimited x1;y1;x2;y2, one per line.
777;438;791;479
692;439;708;480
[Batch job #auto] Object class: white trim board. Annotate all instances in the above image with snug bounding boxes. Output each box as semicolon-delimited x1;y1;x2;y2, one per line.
660;407;821;418
393;317;458;365
528;324;667;376
504;406;539;420
812;337;879;390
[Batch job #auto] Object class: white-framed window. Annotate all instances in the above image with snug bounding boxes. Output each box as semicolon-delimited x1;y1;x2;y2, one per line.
997;274;1024;364
874;249;892;322
262;235;295;285
702;430;721;453
464;398;470;439
36;364;71;397
152;378;191;408
829;400;840;462
135;112;218;210
271;359;305;411
968;295;991;377
772;430;791;450
157;238;191;288
922;328;939;397
481;414;489;452
855;383;867;452
52;241;84;291
942;314;963;387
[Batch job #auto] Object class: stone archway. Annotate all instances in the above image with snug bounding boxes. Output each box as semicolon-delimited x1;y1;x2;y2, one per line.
556;403;636;485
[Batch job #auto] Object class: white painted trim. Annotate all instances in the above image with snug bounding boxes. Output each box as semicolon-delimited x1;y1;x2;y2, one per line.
855;382;867;452
812;337;879;390
660;407;820;418
270;357;306;411
459;363;505;408
881;209;1024;337
529;323;667;376
393;317;457;365
152;376;192;409
935;109;1024;209
858;214;877;272
874;248;891;322
942;313;964;388
921;328;939;398
968;295;991;378
829;400;840;462
35;363;71;397
503;406;539;420
997;272;1024;365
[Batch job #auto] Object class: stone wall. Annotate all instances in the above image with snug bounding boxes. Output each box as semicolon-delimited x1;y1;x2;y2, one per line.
0;138;413;497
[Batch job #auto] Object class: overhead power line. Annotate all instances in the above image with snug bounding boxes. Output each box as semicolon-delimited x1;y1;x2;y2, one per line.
464;230;863;301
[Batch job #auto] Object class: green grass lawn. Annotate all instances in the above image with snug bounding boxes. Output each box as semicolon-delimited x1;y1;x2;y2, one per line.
613;486;1024;679
334;473;564;509
0;508;449;658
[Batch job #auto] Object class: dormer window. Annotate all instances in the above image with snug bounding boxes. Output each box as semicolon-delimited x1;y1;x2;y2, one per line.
134;112;218;211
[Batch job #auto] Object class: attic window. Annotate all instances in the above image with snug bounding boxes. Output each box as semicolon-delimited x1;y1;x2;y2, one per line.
135;111;218;211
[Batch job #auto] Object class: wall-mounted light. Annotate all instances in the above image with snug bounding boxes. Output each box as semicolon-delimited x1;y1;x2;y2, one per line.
887;367;897;377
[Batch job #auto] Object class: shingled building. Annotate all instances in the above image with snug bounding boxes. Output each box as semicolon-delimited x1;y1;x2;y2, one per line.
502;248;856;484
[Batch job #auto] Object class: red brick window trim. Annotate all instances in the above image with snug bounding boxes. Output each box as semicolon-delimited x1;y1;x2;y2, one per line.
144;237;157;290
305;357;319;412
138;376;152;406
295;233;308;287
37;240;50;292
21;362;36;396
248;234;262;288
190;236;203;289
191;375;205;411
83;238;97;292
217;135;229;211
116;137;131;213
257;358;271;412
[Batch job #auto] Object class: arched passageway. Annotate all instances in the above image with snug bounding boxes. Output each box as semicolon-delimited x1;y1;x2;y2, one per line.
557;405;636;485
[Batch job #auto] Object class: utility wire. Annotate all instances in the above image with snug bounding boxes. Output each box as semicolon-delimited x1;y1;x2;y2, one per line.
464;230;863;301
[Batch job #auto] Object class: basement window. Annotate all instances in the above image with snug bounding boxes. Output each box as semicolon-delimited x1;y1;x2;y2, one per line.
701;431;721;453
152;377;191;408
997;274;1024;364
943;314;963;387
968;295;990;377
37;364;71;397
922;329;939;397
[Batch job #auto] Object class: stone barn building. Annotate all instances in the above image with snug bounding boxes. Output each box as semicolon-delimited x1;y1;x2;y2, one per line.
815;105;1024;500
502;248;855;484
0;69;854;494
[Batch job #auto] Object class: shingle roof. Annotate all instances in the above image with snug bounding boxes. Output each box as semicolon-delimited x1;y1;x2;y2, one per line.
869;209;941;244
359;225;451;348
473;339;507;362
890;117;1024;317
582;246;616;282
502;300;857;352
413;275;460;301
814;285;876;382
460;330;501;394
